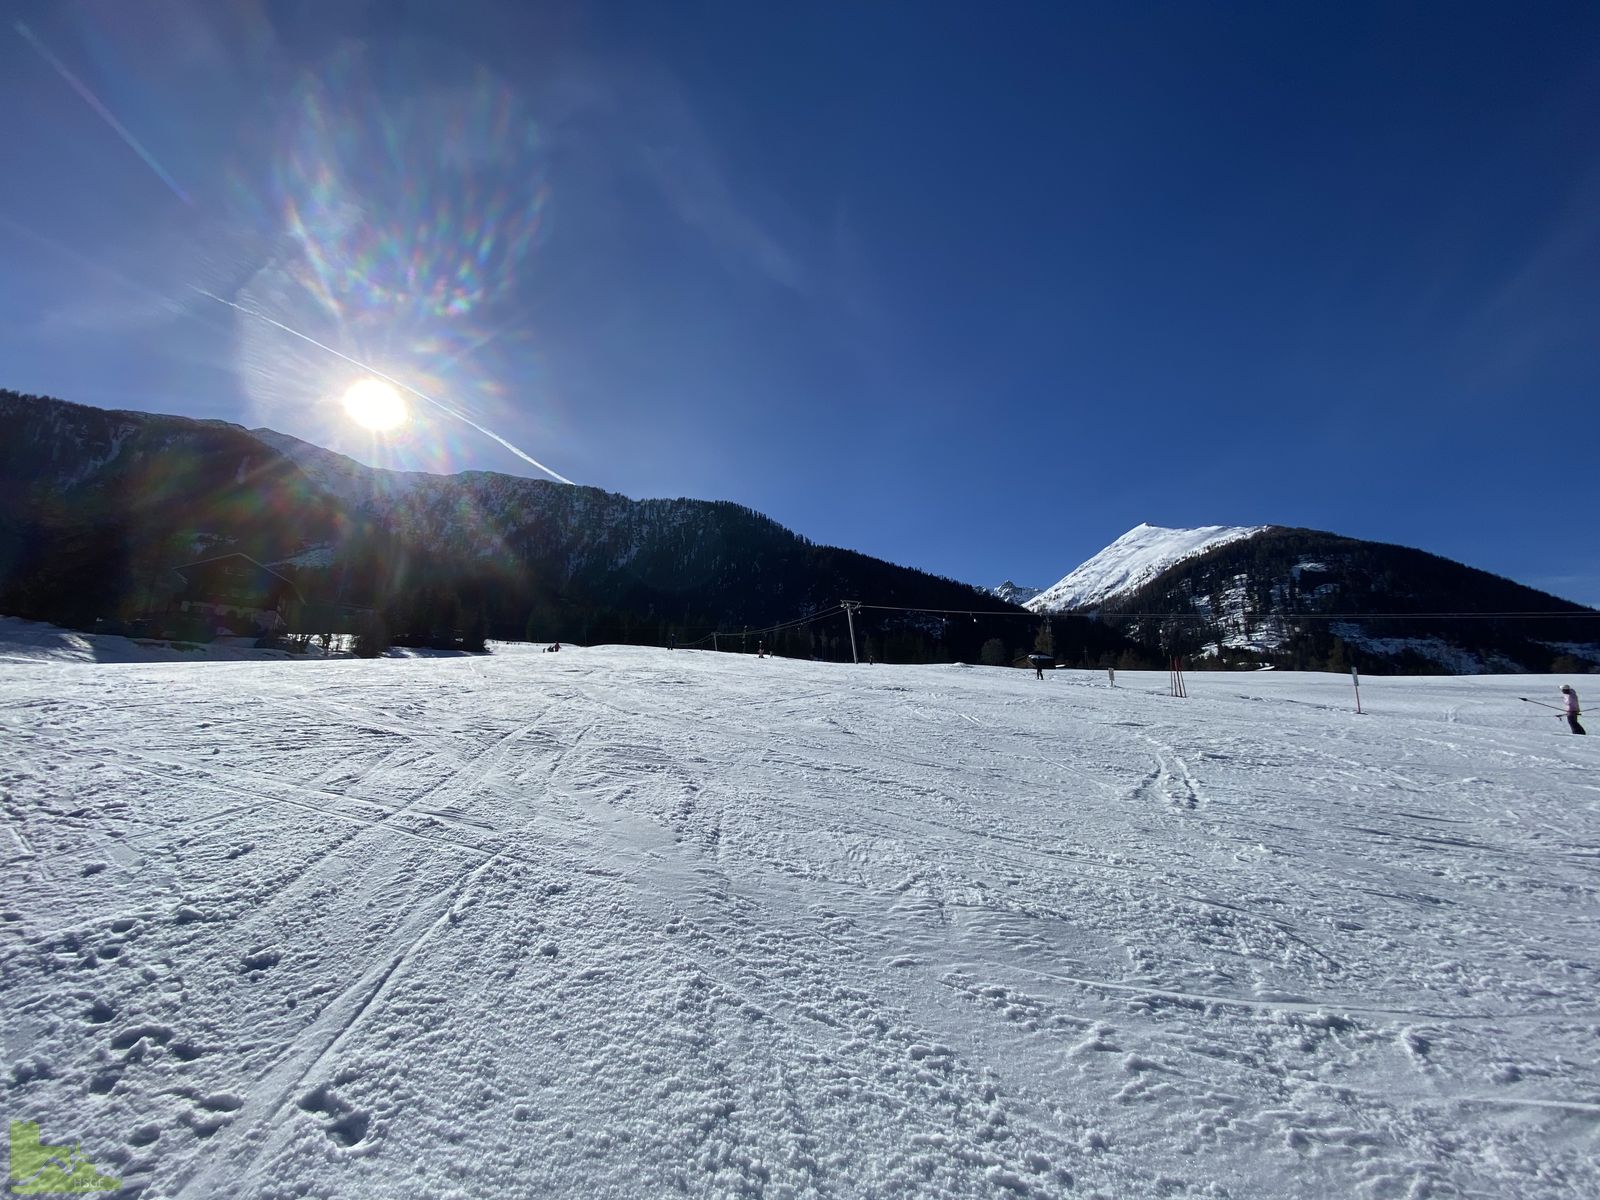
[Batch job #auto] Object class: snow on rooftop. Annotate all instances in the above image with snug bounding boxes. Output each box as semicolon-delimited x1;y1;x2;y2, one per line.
3;632;1596;1197
1027;522;1270;612
269;544;337;570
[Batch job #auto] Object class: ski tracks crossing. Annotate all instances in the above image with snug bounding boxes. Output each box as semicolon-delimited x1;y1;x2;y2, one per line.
2;648;1597;1198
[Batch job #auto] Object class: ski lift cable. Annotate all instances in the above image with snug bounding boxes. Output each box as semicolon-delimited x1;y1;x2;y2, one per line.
853;604;1038;618
852;603;1598;621
679;604;846;649
1097;610;1600;621
677;599;1598;651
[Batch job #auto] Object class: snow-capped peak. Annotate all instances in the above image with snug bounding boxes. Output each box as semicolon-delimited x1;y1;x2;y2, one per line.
1026;523;1270;612
991;580;1043;607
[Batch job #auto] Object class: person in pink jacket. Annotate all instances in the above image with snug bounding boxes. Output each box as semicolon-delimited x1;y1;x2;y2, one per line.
1560;684;1586;735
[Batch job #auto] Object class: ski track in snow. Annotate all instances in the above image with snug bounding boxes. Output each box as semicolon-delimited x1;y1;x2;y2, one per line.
2;642;1598;1199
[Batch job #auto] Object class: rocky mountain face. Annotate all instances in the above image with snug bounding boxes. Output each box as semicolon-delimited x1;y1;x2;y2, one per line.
0;390;1135;664
990;580;1042;607
1086;525;1600;673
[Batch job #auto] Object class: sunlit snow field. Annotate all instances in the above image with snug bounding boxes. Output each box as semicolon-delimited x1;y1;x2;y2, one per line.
2;625;1597;1198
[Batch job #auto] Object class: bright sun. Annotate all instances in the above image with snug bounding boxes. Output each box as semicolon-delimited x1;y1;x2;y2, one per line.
341;378;409;431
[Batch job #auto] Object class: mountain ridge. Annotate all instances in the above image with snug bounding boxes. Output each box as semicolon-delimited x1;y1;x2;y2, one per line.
1091;525;1599;673
1026;523;1272;613
1;389;1137;666
5;389;1595;672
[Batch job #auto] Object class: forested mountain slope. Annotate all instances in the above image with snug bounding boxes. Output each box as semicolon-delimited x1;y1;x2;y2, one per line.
0;390;1132;664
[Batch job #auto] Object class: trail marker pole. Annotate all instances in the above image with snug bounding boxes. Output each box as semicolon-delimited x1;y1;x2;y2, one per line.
1169;656;1187;699
713;632;719;652
843;601;860;664
1352;665;1362;715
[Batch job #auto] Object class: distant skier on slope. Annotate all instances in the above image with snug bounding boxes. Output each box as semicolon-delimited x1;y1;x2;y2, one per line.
1560;684;1586;735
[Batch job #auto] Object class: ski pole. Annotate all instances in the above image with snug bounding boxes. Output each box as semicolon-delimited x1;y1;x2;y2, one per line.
1518;697;1565;712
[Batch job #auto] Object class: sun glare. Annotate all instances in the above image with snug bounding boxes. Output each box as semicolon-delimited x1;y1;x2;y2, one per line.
341;378;409;431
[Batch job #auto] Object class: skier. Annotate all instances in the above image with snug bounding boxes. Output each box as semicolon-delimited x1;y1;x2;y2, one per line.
1560;684;1586;735
757;641;767;659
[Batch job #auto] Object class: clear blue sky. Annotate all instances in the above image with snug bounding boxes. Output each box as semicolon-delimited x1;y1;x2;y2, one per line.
4;1;1597;603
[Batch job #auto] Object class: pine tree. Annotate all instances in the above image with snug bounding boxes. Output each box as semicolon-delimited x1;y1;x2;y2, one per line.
353;611;389;658
1033;621;1055;657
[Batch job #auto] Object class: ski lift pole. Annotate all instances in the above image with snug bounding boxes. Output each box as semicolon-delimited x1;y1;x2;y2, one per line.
843;601;860;664
1351;664;1362;715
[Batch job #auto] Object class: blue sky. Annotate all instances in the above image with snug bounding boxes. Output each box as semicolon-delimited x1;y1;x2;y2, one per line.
4;1;1598;602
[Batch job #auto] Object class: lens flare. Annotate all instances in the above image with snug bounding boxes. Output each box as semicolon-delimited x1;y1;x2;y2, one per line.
342;378;407;431
193;287;574;484
209;41;569;489
273;47;548;325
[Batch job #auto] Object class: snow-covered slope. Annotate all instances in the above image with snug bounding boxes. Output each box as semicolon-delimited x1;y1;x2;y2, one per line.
1027;522;1270;612
3;635;1596;1198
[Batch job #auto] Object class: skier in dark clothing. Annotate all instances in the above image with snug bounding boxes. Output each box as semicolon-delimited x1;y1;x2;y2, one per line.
1561;684;1586;735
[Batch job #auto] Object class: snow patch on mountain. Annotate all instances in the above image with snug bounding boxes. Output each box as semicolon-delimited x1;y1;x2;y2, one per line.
1327;623;1527;674
990;580;1041;607
1026;523;1271;612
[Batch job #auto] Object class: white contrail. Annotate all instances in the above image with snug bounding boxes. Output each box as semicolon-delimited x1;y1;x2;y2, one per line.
16;21;192;206
191;287;575;485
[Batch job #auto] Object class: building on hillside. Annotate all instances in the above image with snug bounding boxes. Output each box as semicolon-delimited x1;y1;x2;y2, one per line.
170;553;305;637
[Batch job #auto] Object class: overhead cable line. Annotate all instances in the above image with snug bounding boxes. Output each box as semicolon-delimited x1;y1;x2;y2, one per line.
1094;611;1600;621
679;604;845;650
853;603;1036;617
850;602;1598;622
678;598;1597;655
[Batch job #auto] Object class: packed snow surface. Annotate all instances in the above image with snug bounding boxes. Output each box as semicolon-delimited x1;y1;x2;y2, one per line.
1028;524;1270;613
3;637;1597;1199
